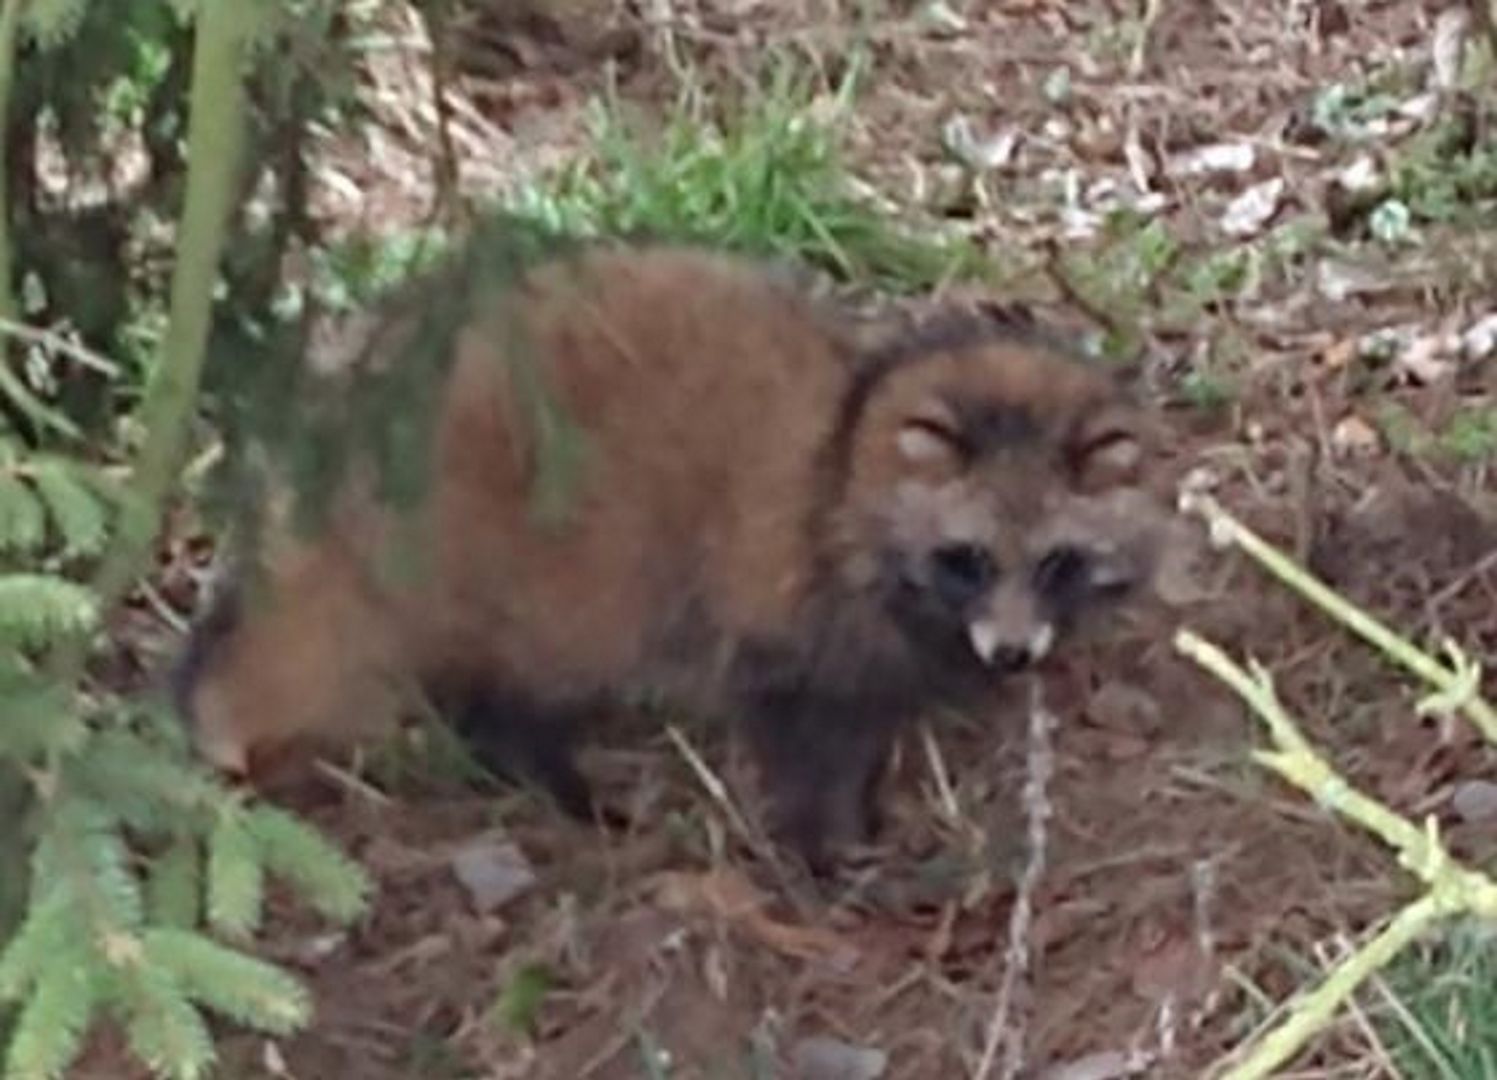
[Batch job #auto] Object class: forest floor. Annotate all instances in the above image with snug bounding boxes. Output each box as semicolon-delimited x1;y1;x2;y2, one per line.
89;1;1497;1077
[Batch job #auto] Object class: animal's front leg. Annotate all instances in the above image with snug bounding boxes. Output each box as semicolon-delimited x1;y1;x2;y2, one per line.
743;695;896;875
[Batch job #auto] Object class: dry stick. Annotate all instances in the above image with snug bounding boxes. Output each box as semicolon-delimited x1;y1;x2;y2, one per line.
973;680;1056;1080
1129;0;1165;78
1180;491;1497;744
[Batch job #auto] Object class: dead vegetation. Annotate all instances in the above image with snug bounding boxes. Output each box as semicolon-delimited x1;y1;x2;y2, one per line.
88;1;1497;1077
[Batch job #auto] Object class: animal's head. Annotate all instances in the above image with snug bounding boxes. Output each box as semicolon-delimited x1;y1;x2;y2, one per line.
829;310;1167;674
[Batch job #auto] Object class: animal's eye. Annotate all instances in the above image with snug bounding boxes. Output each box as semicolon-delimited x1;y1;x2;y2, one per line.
930;543;997;604
1033;545;1091;596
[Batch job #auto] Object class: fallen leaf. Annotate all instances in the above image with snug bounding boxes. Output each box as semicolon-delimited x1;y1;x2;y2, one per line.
1462;313;1497;359
1335;154;1381;193
1432;8;1470;91
1315;258;1393;301
942;114;1019;171
1170;142;1255;177
1332;414;1381;457
1319;336;1360;370
451;833;537;913
1394;332;1457;385
1397;93;1440;124
792;1036;888;1080
1221;178;1284;237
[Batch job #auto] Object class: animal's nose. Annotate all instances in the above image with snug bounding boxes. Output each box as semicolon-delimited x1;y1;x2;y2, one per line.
990;644;1032;672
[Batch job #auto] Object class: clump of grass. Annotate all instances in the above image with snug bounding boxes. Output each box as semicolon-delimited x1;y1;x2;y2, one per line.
508;58;986;293
1374;922;1497;1079
1376;401;1497;465
1373;111;1497;235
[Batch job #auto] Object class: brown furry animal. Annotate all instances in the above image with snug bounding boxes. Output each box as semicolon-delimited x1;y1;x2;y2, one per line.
175;242;1169;871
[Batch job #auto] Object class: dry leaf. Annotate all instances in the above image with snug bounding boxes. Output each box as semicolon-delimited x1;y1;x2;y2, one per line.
1332;414;1381;457
1431;9;1470;92
1316;258;1393;301
1319;336;1360;370
1221;178;1284;236
942;114;1019;171
1170;142;1255;177
1335;154;1381;193
1462;313;1497;358
1395;332;1457;385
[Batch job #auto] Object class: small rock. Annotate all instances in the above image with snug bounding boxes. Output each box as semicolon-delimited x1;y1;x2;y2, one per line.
791;1036;888;1080
451;833;537;913
941;114;1019;171
1452;780;1497;824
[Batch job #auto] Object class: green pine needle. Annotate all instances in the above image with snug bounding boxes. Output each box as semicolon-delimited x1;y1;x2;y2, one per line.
0;574;97;647
119;962;215;1080
19;0;90;50
144;928;310;1035
205;811;264;940
2;954;99;1080
0;475;46;555
0;892;73;1002
30;460;112;558
243;804;372;925
144;839;202;931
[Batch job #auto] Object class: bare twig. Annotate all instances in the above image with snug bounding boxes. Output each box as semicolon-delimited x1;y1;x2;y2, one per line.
973;680;1056;1080
1129;0;1164;78
0;316;121;375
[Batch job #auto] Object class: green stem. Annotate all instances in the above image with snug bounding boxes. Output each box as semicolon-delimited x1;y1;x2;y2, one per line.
1176;628;1497;1075
0;0;23;326
89;4;256;611
1216;894;1447;1080
0;0;28;962
1182;492;1497;743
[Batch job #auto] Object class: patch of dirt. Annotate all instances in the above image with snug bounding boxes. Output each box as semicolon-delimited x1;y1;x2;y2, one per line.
93;1;1497;1076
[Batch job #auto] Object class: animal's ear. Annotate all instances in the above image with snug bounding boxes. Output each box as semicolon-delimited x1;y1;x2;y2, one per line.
1065;401;1146;492
897;398;967;468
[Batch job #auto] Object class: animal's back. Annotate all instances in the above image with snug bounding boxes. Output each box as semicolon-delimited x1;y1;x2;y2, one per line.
183;244;862;772
417;246;856;694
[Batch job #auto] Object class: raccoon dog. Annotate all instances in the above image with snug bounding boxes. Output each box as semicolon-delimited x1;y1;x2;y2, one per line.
175;242;1166;872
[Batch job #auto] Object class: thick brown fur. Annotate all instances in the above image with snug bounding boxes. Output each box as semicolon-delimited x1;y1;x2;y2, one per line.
177;243;1170;872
